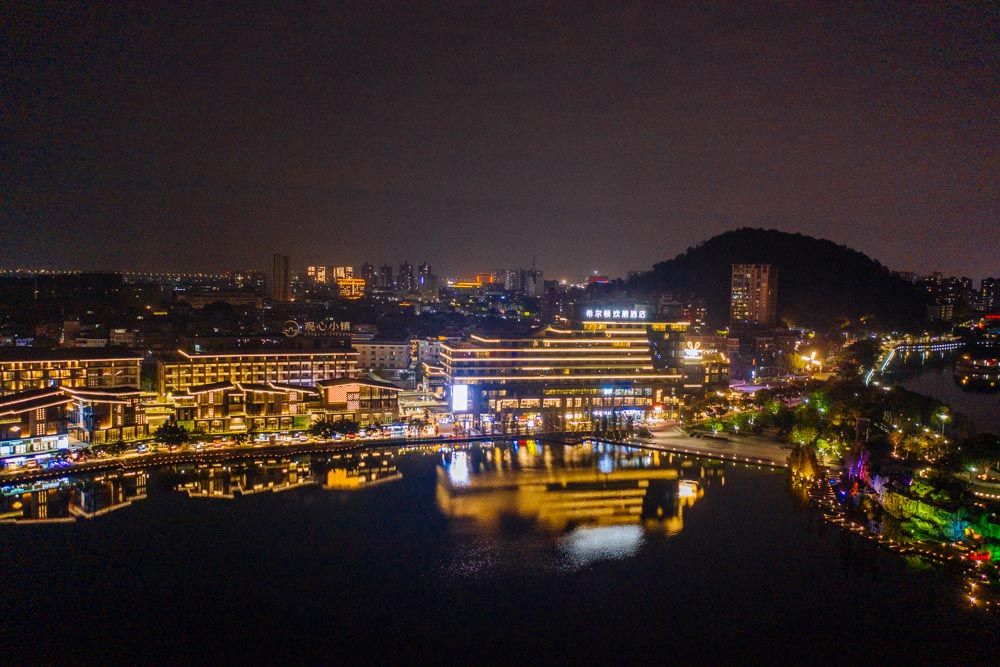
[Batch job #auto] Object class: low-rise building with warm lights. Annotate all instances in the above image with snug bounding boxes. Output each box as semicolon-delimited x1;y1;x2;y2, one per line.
0;348;142;396
314;377;403;426
156;335;358;395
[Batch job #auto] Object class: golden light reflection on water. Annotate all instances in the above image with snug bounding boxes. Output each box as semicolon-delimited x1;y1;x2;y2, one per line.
0;449;402;522
436;441;722;569
0;470;148;524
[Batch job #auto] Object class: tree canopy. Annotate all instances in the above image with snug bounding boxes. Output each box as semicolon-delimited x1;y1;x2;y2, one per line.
309;418;360;438
154;421;190;446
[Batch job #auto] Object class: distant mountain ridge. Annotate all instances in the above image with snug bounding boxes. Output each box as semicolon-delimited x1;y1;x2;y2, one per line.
627;228;925;328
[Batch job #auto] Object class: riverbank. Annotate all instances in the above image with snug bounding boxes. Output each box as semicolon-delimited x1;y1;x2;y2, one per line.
897;364;1000;435
0;427;796;486
814;465;1000;611
0;432;596;485
599;427;791;468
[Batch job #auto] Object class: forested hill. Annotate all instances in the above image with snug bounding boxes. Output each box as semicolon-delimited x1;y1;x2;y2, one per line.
628;228;925;328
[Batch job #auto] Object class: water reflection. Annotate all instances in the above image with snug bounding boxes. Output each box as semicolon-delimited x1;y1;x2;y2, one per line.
177;458;315;498
0;449;401;523
436;441;722;547
1;471;148;523
0;442;720;549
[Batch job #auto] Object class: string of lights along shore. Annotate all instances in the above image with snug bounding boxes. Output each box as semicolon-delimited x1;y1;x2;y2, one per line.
1;243;996;458
2;3;999;664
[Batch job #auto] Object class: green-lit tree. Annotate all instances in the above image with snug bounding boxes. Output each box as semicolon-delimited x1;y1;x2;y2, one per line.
790;424;818;446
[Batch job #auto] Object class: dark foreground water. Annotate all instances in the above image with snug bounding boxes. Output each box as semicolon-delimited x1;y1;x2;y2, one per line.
1;442;995;664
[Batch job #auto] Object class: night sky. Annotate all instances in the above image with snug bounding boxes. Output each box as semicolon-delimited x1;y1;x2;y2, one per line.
3;2;997;280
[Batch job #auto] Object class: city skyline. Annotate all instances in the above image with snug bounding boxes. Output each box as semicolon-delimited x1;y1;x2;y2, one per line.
3;4;999;663
1;232;996;285
4;3;998;279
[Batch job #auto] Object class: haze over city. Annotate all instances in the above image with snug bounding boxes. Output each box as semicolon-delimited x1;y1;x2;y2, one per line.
2;3;999;664
3;2;998;278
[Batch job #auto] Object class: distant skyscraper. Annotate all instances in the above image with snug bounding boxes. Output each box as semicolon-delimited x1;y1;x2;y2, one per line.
980;277;998;311
398;261;415;292
494;269;517;292
270;254;291;301
306;265;329;284
379;264;394;291
519;268;543;297
417;263;434;292
730;264;778;326
333;265;353;280
359;262;376;288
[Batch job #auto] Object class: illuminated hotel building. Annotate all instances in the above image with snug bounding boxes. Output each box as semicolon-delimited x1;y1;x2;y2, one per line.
441;305;690;428
156;337;358;395
169;381;317;434
0;348;142;396
314;378;403;426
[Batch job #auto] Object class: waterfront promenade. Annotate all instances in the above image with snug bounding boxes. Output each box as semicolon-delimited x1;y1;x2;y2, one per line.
631;427;790;468
0;427;793;485
0;434;493;485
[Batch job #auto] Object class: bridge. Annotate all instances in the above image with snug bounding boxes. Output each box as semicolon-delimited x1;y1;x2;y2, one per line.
864;334;964;386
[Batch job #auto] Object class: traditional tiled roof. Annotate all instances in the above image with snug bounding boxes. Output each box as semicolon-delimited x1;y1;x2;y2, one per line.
267;382;320;395
316;377;403;391
62;386;144;402
175;381;237;395
0;388;74;416
236;382;289;394
0;347;141;362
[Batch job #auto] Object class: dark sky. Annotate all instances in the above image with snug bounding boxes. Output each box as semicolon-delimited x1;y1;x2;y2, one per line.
2;2;998;280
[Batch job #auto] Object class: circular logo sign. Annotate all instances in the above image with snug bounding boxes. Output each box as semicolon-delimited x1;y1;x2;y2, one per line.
282;320;302;337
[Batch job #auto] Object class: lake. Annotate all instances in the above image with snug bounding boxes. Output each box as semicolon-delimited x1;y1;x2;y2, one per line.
0;442;994;664
889;350;1000;435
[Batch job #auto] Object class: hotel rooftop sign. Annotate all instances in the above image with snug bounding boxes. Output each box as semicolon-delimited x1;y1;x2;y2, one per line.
582;306;649;321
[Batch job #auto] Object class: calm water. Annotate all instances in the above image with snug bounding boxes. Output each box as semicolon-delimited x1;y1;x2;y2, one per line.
1;442;995;664
890;351;1000;435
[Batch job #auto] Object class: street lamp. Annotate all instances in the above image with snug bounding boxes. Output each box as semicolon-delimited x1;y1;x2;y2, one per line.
937;412;949;437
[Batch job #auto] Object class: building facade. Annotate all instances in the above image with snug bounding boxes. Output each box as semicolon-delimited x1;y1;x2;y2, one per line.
730;264;778;326
337;277;366;299
0;385;154;460
442;305;691;430
306;265;329;284
315;378;402;426
170;381;317;434
270;253;291;301
0;348;142;396
354;341;411;372
156;344;358;395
